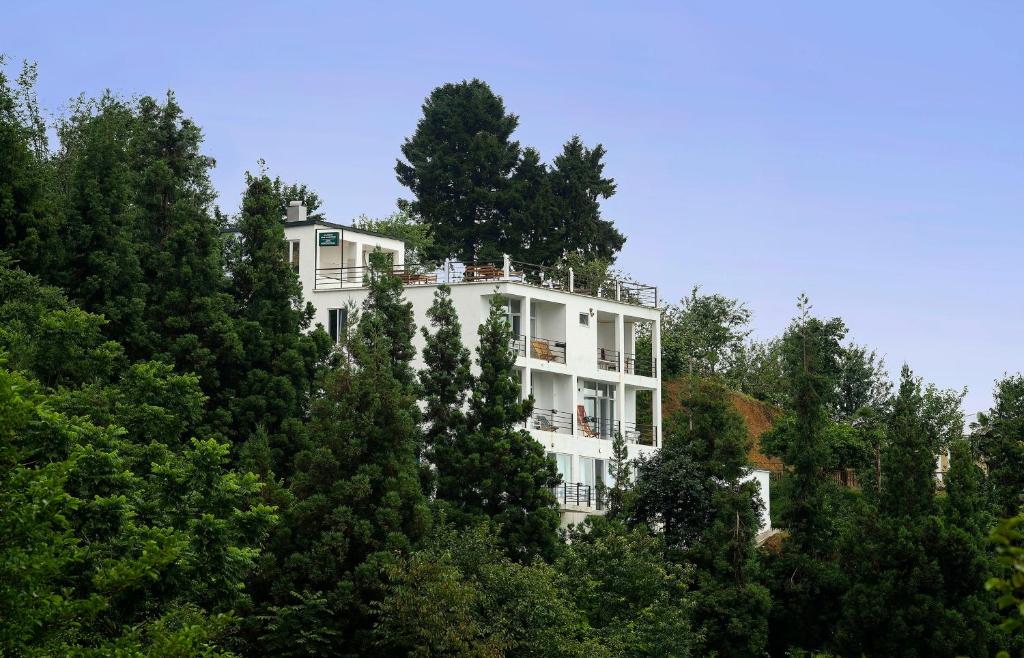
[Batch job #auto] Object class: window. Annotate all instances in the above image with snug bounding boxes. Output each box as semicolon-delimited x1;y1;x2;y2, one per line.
286;240;301;273
328;308;348;344
579;312;590;327
506;299;522;337
550;453;572;483
581;380;615;439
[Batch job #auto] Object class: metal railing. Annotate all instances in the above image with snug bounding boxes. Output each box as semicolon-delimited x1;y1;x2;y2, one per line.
576;416;619;440
622;421;659;447
529;336;566;364
511;334;526;357
314;258;659;308
623;352;657;377
530;408;573;434
553;482;606;510
596;346;620;372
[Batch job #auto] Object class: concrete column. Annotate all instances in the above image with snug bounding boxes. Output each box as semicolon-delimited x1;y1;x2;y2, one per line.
522;295;532;402
352;243;364;286
652;317;663;446
615;313;626;437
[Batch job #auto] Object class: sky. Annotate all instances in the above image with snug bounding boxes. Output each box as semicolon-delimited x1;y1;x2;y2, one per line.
4;1;1022;416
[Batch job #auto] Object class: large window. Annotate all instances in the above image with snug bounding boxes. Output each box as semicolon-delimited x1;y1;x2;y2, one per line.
286;240;301;273
548;452;573;484
506;299;522;337
581;380;616;439
328;308;348;344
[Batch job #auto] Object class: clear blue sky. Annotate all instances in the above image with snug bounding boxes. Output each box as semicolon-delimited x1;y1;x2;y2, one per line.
5;1;1022;415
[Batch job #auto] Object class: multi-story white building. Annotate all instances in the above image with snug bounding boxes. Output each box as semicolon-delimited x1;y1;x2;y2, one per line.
279;202;661;525
278;201;770;530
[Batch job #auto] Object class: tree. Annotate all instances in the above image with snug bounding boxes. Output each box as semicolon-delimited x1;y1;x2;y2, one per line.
121;93;249;442
559;519;696;657
988;514;1024;655
0;59;61;277
661;285;752;378
975;374;1024;518
396;79;521;263
227;170;331;473
255;256;430;656
630;376;768;656
419;284;472;496
605;431;632;519
726;336;788;407
544;135;624;263
353;209;434;264
833;343;892;420
836;367;966;657
765;295;848;655
433;295;561;561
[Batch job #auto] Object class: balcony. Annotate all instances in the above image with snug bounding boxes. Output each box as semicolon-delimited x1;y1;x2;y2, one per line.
596;347;620;372
313;258;659;308
527;407;658;447
553;482;605;510
530;336;566;363
623;352;657;378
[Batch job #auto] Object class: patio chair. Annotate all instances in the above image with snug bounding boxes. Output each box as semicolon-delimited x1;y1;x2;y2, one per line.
576;405;598;437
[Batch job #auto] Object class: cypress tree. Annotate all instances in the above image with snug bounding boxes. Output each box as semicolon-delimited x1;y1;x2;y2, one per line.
128;94;245;436
258;257;431;656
766;295;848;655
227;170;330;473
435;294;560;561
975;374;1024;518
0;60;61;277
420;284;472;496
52;95;149;354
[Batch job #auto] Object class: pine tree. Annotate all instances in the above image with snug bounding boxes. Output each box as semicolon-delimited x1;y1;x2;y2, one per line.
358;249;417;391
434;294;560;561
227;170;330;473
257;265;431;656
420;284;472;496
396;79;521;263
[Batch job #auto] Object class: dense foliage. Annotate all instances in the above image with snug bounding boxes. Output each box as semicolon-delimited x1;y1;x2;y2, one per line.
2;61;1022;657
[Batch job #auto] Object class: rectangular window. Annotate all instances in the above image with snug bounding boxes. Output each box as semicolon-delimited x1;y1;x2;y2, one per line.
579;312;589;327
581;380;615;439
328;308;348;344
554;453;573;483
287;240;301;273
506;299;522;337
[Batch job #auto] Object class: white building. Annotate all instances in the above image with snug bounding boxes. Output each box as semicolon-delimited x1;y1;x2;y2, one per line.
278;201;769;530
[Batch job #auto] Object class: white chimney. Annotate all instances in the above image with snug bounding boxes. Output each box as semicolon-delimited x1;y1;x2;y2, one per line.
285;200;308;223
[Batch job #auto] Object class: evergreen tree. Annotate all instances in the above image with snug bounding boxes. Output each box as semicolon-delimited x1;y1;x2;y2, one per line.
765;295;848;655
358;249;418;390
837;367;955;657
255;255;430;656
419;284;472;496
434;295;561;561
605;430;632;520
975;374;1024;518
630;376;769;656
130;94;246;437
227;170;330;472
0;59;61;277
52;95;150;353
545;135;624;263
396;79;521;263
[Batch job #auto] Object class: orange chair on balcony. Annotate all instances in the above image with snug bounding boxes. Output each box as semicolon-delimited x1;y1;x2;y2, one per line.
531;338;555;361
576;405;598;438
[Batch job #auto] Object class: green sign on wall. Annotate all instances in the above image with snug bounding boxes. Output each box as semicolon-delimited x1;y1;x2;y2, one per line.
318;231;340;247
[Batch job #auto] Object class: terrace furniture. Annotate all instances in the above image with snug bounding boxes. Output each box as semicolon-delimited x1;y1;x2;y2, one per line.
576;405;598;438
531;338;555;361
534;414;557;432
463;264;505;281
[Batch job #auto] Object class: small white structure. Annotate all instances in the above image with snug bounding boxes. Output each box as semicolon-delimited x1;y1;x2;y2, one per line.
277;204;769;528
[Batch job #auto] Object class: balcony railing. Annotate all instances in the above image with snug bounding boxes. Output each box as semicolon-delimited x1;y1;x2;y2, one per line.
530;408;573;434
529;336;566;364
314;258;658;308
622;421;659;447
623;352;657;378
553;482;606;510
511;334;526;357
575;415;619;440
596;347;620;372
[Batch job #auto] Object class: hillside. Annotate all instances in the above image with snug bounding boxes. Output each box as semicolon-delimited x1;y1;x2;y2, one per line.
661;378;784;472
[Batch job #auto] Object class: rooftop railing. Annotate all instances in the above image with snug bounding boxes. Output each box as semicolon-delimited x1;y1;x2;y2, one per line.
314;256;658;308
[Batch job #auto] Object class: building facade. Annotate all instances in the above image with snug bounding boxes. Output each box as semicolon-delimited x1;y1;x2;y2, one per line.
278;202;769;530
